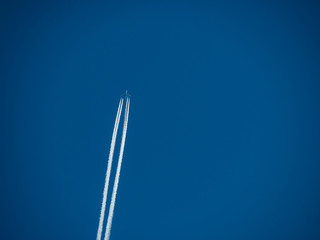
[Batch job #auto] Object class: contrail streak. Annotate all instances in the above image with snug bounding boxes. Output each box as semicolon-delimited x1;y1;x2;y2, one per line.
96;98;123;240
104;98;130;240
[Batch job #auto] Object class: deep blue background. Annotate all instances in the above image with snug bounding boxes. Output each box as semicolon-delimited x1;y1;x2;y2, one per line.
1;0;320;239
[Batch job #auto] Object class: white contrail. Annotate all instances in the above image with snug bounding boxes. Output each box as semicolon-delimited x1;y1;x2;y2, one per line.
104;97;130;240
96;98;123;240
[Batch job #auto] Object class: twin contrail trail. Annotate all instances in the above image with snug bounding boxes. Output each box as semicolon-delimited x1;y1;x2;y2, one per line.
104;98;130;240
96;94;130;240
97;98;123;240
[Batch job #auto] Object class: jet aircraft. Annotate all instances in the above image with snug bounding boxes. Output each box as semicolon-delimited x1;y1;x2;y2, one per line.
121;90;131;99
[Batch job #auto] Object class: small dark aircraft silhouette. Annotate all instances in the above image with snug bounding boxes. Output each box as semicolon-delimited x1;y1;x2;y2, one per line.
121;90;131;99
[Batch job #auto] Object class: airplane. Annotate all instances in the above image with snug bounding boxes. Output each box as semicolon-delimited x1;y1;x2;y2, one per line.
121;90;131;99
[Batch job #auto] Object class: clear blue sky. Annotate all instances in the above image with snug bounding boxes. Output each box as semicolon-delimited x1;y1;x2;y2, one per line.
1;0;320;239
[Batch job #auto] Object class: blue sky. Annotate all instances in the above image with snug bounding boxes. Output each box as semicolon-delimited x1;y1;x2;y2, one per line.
1;1;320;239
